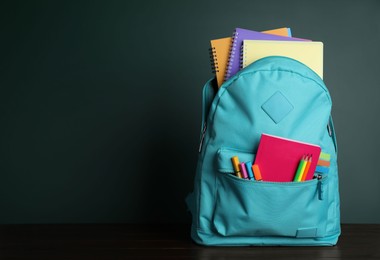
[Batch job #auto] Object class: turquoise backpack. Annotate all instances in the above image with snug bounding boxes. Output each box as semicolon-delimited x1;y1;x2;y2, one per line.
186;56;341;246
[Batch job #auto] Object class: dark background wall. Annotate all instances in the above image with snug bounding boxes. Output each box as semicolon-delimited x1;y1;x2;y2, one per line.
0;0;379;224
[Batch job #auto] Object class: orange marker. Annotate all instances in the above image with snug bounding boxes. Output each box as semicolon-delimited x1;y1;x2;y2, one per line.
231;156;242;178
251;164;263;181
301;155;312;181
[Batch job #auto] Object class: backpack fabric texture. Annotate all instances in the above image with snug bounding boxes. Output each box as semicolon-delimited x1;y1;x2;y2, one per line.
186;56;340;246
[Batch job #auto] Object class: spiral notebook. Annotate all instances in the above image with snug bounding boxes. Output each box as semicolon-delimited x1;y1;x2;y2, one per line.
241;40;324;79
210;27;291;88
210;37;231;88
224;28;308;81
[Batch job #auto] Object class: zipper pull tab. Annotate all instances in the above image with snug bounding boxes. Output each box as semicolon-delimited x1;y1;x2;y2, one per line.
327;122;332;137
198;123;207;153
317;174;324;200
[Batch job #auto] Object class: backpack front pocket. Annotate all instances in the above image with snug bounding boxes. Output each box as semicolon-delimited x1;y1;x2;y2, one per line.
213;173;328;238
212;148;329;238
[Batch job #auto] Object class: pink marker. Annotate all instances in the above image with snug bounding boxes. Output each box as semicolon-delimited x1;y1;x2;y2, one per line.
239;162;249;179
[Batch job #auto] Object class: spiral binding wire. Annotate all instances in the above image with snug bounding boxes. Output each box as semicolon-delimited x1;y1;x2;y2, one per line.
224;30;238;81
239;43;245;69
209;47;219;74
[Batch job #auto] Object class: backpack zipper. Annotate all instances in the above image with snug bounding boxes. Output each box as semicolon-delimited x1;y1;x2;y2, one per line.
198;122;207;153
327;122;332;137
317;174;324;200
223;171;325;200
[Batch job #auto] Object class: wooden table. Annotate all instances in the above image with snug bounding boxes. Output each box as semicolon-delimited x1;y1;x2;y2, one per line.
0;224;379;259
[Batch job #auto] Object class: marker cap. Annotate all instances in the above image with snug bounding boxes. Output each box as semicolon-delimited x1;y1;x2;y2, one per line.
245;161;254;180
239;162;248;179
231;156;240;173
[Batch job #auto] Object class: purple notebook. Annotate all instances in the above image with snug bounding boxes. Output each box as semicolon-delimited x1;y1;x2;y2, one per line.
225;28;308;81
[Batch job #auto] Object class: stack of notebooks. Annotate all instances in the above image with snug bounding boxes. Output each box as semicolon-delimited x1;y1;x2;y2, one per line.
209;27;323;87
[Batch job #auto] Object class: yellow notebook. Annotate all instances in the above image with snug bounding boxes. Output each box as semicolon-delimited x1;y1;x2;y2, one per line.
241;40;324;79
210;28;291;88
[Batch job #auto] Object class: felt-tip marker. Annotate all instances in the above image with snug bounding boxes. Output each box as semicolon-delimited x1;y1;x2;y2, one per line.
252;164;262;181
231;156;242;178
245;161;254;180
239;162;249;179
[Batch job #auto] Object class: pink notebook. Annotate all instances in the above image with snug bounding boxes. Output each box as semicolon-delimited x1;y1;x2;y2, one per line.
254;134;321;182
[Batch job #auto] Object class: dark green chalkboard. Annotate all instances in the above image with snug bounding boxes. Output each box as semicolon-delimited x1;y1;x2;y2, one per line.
0;0;379;224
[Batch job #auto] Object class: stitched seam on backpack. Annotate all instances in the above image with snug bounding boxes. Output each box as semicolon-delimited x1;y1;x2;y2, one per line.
209;69;331;126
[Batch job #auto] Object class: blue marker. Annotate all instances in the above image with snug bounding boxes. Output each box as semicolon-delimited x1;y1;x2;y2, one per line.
245;161;255;180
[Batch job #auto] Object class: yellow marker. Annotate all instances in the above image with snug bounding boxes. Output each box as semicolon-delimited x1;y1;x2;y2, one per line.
231;156;242;178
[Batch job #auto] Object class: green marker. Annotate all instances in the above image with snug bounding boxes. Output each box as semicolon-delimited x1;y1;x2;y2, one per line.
293;155;307;182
